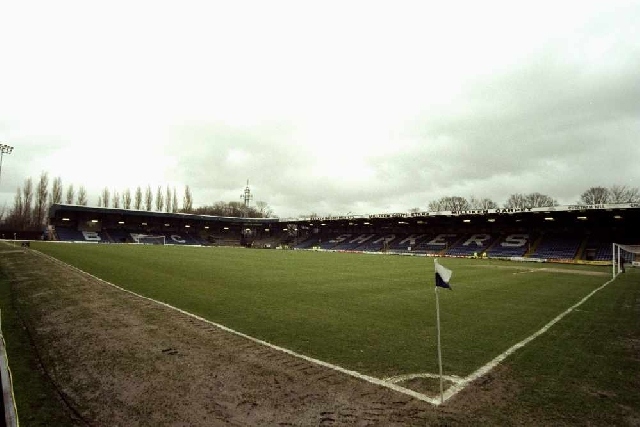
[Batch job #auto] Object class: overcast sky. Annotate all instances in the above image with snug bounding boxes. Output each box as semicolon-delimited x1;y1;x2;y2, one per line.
1;1;639;218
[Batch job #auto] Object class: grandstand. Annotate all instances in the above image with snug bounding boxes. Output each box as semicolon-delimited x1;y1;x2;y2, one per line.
45;202;640;264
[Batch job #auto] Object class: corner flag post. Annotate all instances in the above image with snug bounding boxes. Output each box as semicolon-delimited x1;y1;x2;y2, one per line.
435;284;444;403
434;258;452;404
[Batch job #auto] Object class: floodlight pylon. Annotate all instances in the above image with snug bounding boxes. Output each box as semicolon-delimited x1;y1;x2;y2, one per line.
0;143;15;188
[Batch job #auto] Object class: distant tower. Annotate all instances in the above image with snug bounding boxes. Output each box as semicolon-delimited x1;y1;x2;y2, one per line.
240;179;253;217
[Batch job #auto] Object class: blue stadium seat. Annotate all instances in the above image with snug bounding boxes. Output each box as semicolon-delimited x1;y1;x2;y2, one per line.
530;234;582;260
445;233;496;256
486;233;532;258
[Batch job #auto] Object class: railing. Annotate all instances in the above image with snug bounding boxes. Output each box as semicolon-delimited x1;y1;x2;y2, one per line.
0;310;19;427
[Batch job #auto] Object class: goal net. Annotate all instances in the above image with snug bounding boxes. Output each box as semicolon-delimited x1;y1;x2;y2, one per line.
132;234;166;245
612;243;640;277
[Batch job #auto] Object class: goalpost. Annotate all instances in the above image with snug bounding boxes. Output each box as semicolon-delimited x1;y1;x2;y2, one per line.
132;234;166;245
612;243;640;277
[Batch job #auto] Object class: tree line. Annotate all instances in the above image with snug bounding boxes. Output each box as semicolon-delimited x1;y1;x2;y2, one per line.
2;172;636;230
0;172;275;230
422;185;639;212
95;184;186;212
192;200;274;218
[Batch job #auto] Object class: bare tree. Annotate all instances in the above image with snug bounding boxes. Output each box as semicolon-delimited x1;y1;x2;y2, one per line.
165;186;172;213
144;185;153;211
101;187;111;208
77;186;88;206
504;193;527;209
134;186;143;210
22;177;34;228
256;201;268;216
51;176;63;205
222;202;234;216
625;187;639;202
33;171;49;227
428;200;443;211
182;185;193;213
7;187;24;229
97;196;103;207
580;187;609;205
255;201;273;218
226;201;245;217
65;184;75;204
112;190;120;208
609;185;640;203
524;192;557;208
193;201;275;218
428;196;470;211
449;196;470;211
172;188;178;213
155;186;164;211
122;188;132;209
193;202;226;216
469;197;498;210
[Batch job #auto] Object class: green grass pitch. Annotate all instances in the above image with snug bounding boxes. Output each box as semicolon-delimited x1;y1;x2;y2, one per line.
30;242;613;380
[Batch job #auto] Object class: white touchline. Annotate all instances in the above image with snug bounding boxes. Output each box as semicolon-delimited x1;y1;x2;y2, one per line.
33;250;618;407
34;251;443;405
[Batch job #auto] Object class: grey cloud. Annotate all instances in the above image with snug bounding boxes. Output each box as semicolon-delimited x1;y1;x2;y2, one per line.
4;4;640;219
368;44;640;208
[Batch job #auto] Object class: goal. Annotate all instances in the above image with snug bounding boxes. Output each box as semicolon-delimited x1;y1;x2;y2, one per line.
612;243;640;277
132;234;166;245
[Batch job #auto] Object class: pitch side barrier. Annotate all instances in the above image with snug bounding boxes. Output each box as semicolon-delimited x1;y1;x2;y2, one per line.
0;238;35;248
11;239;213;247
2;239;95;246
8;241;616;265
494;256;611;266
0;311;19;427
300;248;618;266
308;248;428;257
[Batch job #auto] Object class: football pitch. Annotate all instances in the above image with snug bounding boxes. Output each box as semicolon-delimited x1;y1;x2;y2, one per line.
31;242;613;395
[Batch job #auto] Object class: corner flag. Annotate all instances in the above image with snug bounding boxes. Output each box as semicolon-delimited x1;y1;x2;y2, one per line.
435;259;452;289
433;258;453;404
